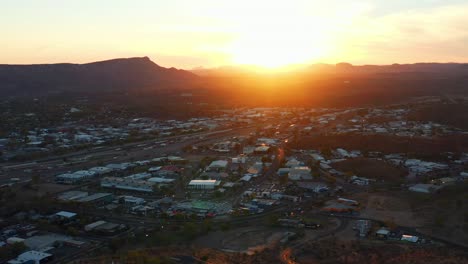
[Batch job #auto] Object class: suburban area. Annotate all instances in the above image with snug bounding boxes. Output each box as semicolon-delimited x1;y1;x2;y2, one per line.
0;94;467;263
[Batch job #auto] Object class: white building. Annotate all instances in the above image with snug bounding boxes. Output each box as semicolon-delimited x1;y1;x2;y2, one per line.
289;166;312;181
207;160;228;171
408;183;441;194
8;250;52;264
188;180;220;190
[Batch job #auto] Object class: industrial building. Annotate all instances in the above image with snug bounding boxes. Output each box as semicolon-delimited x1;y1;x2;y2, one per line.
101;177;155;192
7;250;52;264
188;179;221;190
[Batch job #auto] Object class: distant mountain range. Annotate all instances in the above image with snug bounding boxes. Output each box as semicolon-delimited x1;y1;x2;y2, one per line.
1;57;468;103
0;57;197;96
191;62;468;77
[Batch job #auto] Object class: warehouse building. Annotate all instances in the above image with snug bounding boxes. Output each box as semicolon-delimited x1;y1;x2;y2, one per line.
188;180;221;190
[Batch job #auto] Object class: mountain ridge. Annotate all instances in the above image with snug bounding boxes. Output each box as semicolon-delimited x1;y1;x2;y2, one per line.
0;57;198;96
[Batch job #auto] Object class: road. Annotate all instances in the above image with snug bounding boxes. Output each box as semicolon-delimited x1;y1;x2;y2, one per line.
0;126;257;184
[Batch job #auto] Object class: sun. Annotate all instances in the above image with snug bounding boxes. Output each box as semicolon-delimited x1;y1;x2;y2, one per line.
223;3;332;68
229;32;327;68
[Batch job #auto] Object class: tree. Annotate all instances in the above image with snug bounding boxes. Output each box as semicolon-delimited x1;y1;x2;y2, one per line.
321;147;333;160
31;174;40;185
233;143;242;154
182;222;198;239
220;222;231;231
279;175;288;185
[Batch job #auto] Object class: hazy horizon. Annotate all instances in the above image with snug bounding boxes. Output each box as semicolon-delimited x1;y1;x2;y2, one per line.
2;55;468;72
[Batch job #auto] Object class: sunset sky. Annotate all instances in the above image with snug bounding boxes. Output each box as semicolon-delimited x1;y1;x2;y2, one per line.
2;0;468;69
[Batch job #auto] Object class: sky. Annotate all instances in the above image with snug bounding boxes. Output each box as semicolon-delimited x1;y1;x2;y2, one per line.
1;0;468;69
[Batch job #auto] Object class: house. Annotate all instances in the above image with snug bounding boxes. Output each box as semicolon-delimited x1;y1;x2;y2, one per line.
401;234;419;243
54;211;77;220
240;175;252;182
7;250;52;264
376;228;390;239
350;176;370;185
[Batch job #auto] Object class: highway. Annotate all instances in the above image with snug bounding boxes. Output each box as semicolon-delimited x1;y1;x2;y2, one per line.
0;126;257;184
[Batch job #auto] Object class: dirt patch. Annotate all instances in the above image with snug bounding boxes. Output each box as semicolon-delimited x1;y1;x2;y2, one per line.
360;194;426;227
291;134;468;155
332;158;407;182
194;226;288;254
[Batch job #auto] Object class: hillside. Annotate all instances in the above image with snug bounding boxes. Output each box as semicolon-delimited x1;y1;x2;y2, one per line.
0;57;198;96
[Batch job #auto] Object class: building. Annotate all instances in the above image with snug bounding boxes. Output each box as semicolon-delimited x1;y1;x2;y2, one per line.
206;160;228;172
285;158;303;168
401;234;419;243
408;184;441;194
188;180;220;190
147;177;176;184
289;167;312;180
124;172;151;180
57;191;89;201
8;250;52;264
277;168;291;176
254;146;270;154
101;177;155;192
54;211;77;220
85;220;107;232
57;191;113;205
55;170;97;184
350;176;370;185
118;195;145;206
376;228;390;239
76;193;114;205
354;220;371;237
89;166;113;175
23;234;80;251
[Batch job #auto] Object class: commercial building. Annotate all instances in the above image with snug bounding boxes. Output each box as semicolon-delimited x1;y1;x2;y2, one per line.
55;170;97;184
57;191;89;201
206;160;228;172
188;180;221;190
289;166;312;180
76;193;114;205
118;195;145;206
101;177;155;192
7;250;52;264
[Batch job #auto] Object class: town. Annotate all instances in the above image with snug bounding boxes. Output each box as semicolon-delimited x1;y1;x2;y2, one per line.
0;95;467;263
